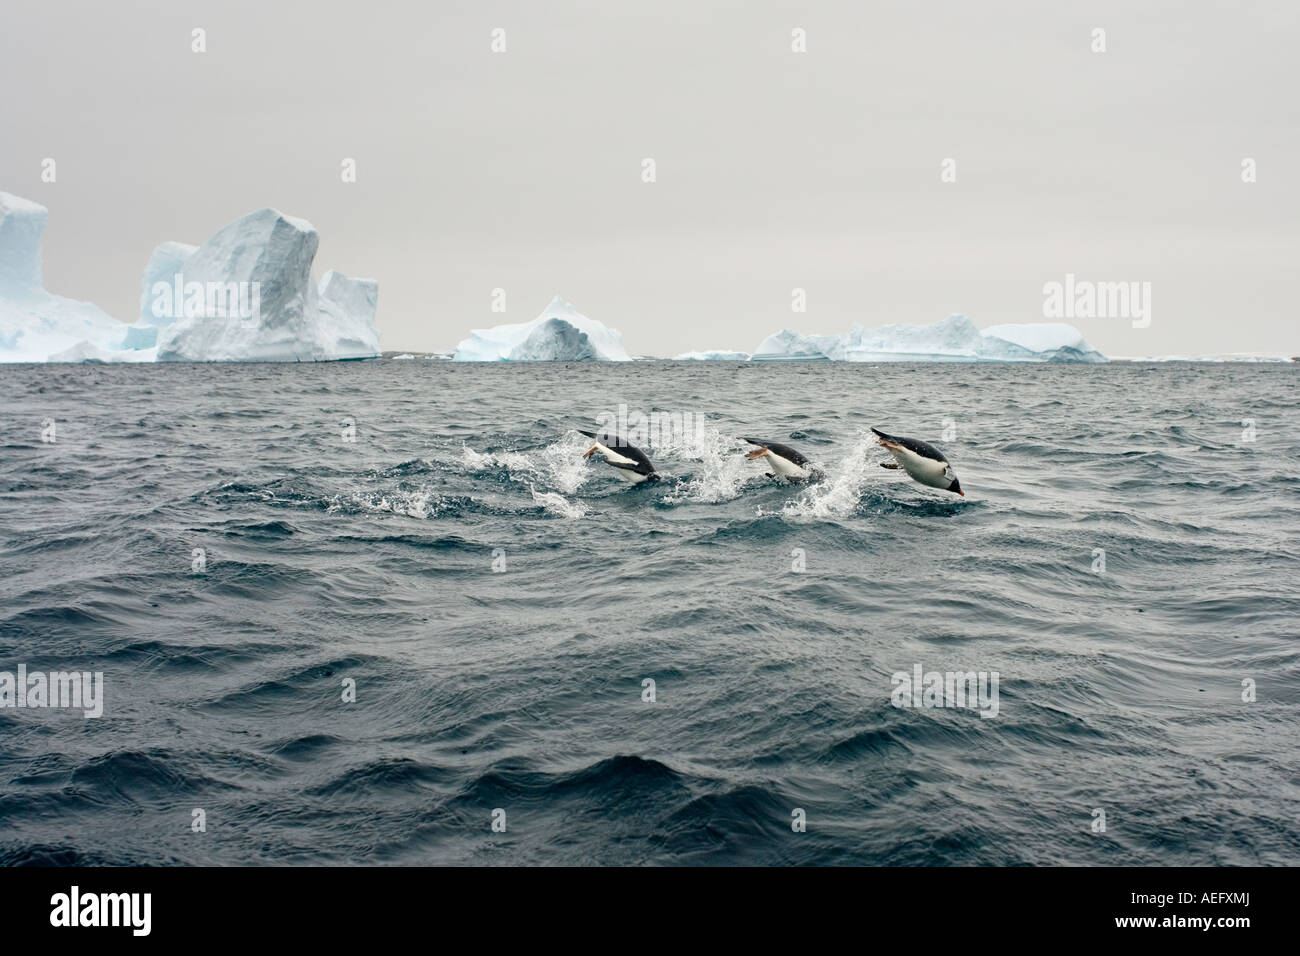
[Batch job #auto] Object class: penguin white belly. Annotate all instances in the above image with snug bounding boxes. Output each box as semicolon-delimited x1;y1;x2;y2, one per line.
891;446;950;488
767;454;808;480
592;442;653;482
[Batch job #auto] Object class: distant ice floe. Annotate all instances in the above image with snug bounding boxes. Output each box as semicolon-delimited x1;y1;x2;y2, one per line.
751;314;1107;363
452;296;630;361
0;190;381;363
673;350;751;361
1109;353;1294;363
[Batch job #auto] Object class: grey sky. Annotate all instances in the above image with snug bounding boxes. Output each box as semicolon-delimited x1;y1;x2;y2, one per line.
2;0;1296;357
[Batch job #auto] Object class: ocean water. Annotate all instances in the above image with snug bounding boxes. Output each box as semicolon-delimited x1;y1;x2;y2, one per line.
1;360;1297;866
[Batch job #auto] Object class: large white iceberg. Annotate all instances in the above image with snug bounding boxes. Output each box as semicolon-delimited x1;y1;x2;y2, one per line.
752;314;1106;363
0;192;135;362
0;192;381;363
154;208;380;362
453;296;630;361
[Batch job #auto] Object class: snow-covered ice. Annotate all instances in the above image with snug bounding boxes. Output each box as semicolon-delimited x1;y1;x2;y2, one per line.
453;296;630;361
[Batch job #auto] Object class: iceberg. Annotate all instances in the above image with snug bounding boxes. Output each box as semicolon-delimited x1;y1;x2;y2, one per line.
981;322;1087;354
316;270;382;359
139;241;199;326
0;191;134;362
123;241;201;349
751;329;838;361
674;349;751;361
980;323;1107;362
47;340;157;364
1;194;380;363
453;296;630;361
506;317;599;361
752;314;1106;363
154;208;380;362
841;314;986;361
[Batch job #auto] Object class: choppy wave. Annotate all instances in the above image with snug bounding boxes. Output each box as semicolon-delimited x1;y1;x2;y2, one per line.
1;360;1297;865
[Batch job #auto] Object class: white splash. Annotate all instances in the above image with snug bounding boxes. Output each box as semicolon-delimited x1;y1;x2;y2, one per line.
762;433;880;519
460;435;590;496
656;424;756;504
329;488;445;519
529;487;588;519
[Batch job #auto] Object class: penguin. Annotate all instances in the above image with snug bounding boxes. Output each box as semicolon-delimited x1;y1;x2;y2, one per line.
742;438;811;482
871;427;963;496
577;430;660;484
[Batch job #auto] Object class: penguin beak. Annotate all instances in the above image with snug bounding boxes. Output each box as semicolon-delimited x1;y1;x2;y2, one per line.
746;448;769;461
583;444;599;459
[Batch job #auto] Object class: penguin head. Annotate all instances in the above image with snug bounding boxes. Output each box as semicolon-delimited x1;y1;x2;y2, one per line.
948;476;964;496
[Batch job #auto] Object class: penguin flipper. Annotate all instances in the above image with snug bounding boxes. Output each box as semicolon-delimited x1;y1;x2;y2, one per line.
879;461;900;470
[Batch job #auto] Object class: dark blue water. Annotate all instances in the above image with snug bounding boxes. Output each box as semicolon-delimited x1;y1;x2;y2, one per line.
1;361;1297;865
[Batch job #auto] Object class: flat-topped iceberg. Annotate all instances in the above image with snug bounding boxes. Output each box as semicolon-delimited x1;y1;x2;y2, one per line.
0;192;134;363
453;296;630;361
752;314;1106;363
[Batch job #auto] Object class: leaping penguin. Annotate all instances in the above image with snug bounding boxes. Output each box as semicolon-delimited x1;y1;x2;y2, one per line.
743;437;811;482
871;427;964;496
578;430;660;484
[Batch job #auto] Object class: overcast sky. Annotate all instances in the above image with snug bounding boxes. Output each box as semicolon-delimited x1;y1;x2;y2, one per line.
2;0;1296;357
